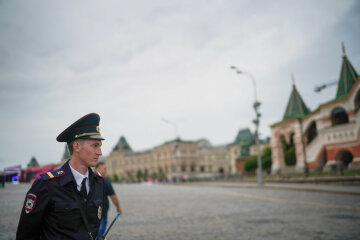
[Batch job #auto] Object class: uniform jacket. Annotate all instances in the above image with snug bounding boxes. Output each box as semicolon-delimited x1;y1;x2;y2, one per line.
16;161;104;240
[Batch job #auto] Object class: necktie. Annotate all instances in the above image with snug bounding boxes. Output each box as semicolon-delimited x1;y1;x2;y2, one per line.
80;177;87;201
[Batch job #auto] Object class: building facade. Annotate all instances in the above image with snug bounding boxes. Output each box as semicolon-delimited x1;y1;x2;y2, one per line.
106;137;235;182
270;45;360;173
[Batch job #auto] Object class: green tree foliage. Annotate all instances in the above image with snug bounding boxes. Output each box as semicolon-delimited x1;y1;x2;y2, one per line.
27;156;39;168
136;169;143;182
262;147;272;170
150;171;157;181
127;170;136;182
157;167;167;182
281;134;297;166
143;170;149;181
244;155;258;172
244;147;272;172
113;174;119;182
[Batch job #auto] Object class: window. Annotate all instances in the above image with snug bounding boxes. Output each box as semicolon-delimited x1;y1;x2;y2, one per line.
200;166;205;172
355;90;360;113
331;107;349;126
181;165;186;172
305;121;317;145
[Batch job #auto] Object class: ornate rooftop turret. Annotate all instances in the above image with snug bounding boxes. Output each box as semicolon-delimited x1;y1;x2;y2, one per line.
233;128;254;144
233;128;255;157
113;136;132;152
283;75;310;120
60;144;70;164
335;43;358;100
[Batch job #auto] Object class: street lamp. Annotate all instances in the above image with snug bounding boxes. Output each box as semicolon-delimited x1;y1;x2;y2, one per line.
230;65;263;186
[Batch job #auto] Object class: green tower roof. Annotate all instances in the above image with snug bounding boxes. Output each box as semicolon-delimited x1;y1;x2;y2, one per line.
283;78;310;120
335;43;358;100
62;144;70;159
233;128;254;145
113;136;132;152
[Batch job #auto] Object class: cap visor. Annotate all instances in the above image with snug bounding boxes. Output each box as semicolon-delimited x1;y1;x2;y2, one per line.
79;135;105;140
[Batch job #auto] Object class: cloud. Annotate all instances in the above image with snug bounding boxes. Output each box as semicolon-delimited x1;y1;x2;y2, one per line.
0;0;359;168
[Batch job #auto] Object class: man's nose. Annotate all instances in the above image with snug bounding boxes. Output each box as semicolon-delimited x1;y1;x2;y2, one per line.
97;148;102;156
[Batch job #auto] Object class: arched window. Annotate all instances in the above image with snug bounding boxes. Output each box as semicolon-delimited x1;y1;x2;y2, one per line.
336;150;353;169
355;90;360;113
305;121;317;145
331;107;349;126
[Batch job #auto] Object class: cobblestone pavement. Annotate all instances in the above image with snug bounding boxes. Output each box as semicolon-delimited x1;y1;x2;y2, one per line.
1;183;360;240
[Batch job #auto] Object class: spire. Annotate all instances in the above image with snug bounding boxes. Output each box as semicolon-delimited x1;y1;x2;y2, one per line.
61;144;70;164
113;136;132;152
283;77;310;120
335;43;358;100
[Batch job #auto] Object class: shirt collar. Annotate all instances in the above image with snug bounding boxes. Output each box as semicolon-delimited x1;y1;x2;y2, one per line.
69;163;89;188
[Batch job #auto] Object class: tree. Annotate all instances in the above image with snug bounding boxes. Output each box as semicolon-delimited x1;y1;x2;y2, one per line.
143;169;149;181
157;167;167;182
136;169;143;182
150;171;157;181
244;155;258;172
27;156;39;168
262;147;272;173
127;170;136;182
113;174;119;182
281;134;297;166
244;147;272;173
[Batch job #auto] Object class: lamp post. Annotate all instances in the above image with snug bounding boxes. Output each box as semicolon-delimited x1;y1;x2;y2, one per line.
230;65;263;185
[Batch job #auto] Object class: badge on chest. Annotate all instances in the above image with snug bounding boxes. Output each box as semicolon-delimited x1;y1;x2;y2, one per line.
98;205;102;220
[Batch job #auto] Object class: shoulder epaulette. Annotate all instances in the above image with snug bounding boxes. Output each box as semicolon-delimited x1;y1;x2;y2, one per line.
41;170;65;180
94;170;104;179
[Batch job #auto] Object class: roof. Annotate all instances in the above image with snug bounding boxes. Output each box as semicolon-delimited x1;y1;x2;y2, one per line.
335;43;358;100
62;144;70;160
233;128;254;145
124;149;152;157
271;43;359;128
163;138;194;145
282;80;310;121
113;136;132;152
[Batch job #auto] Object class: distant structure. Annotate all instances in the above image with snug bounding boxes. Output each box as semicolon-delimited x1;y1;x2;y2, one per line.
270;44;360;173
106;128;269;182
106;136;235;182
60;144;70;164
228;128;257;174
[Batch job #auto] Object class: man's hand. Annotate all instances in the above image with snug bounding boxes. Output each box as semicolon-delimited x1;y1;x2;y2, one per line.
116;206;122;215
110;194;122;216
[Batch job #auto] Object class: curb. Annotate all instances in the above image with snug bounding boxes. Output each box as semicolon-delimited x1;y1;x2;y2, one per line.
182;182;360;196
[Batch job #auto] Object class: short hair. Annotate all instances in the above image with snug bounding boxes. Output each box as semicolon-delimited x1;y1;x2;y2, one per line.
67;139;85;155
95;162;105;169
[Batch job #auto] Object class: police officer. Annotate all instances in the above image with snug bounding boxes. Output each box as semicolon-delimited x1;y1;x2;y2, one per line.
16;113;105;240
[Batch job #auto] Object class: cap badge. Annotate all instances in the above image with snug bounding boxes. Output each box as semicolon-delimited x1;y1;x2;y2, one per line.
96;126;99;132
24;193;37;214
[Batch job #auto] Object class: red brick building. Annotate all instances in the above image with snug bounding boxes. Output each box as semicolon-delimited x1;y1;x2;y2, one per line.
270;44;360;173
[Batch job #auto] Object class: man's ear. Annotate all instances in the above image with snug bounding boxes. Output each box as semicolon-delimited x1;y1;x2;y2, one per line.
73;141;81;153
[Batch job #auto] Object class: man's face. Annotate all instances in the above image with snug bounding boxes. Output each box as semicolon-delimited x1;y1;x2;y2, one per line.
76;139;102;167
97;164;107;176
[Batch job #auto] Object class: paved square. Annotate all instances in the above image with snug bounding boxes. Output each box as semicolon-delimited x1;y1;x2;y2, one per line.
1;183;360;240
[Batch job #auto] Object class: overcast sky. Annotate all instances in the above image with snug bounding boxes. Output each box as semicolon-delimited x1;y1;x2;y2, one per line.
0;0;359;169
